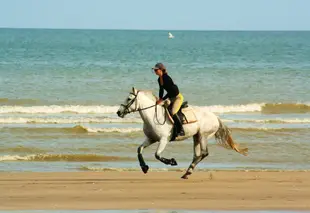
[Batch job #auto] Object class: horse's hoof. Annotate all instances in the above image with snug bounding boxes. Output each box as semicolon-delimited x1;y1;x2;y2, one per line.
181;171;191;179
181;174;188;179
141;165;149;174
170;158;178;166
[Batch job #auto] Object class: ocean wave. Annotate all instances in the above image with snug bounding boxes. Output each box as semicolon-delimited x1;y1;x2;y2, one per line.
0;144;139;154
262;103;310;114
0;154;135;162
0;102;309;114
231;127;310;134
0;117;142;124
197;103;263;113
0;117;309;125
0;146;46;153
1;125;308;135
85;127;142;133
0;105;119;114
0;98;41;105
230;118;310;124
199;103;310;114
1;125;143;134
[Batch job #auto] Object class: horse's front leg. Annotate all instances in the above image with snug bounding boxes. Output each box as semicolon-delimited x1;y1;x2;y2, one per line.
155;137;178;166
137;138;152;174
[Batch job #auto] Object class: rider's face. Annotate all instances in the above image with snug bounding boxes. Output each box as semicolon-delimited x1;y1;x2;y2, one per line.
154;69;163;76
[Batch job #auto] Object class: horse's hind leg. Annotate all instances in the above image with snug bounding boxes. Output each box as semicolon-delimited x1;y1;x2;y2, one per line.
181;133;201;179
137;138;152;174
181;132;209;179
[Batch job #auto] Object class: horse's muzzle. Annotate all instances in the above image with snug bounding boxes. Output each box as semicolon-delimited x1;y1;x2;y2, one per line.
116;110;121;117
117;110;124;118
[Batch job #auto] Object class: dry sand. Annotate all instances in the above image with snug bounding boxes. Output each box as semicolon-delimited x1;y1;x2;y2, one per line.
0;171;309;210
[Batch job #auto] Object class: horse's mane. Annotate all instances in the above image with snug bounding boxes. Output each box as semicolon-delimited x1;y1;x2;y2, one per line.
139;90;157;102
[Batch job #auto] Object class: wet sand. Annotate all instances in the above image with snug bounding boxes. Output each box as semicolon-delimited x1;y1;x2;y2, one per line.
0;171;309;210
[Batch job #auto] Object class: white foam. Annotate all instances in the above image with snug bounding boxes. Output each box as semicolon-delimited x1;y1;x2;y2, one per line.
85;127;142;133
195;103;264;113
1;103;310;114
0;116;309;125
0;155;35;161
0;117;142;124
0;103;265;114
0;105;119;114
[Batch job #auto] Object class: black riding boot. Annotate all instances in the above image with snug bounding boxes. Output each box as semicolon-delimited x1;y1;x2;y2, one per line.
172;114;185;136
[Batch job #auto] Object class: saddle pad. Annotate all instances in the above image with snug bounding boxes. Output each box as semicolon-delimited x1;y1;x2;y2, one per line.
181;107;197;124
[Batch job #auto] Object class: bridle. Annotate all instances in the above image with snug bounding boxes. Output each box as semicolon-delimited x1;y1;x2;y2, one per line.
120;91;156;114
120;91;166;125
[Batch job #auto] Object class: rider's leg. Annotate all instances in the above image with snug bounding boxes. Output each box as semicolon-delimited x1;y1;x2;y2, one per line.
171;93;185;136
172;114;185;136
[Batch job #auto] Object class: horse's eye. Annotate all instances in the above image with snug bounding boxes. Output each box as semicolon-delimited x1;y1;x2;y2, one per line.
127;98;131;101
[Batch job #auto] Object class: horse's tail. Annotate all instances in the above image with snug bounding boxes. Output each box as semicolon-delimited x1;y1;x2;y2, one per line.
215;118;248;156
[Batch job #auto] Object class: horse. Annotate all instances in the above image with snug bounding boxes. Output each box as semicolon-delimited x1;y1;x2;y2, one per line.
117;88;248;179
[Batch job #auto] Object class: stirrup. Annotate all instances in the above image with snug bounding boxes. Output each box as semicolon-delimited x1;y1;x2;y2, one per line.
178;129;185;136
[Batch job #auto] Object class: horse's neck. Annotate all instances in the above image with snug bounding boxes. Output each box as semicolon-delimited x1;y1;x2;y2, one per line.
138;94;166;125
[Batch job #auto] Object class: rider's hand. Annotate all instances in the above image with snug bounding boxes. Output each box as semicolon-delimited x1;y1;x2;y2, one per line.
156;99;163;105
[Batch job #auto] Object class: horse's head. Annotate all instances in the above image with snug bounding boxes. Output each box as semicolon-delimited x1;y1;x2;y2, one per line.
117;87;139;118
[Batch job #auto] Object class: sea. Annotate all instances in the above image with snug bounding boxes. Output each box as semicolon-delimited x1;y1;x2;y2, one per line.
0;29;309;172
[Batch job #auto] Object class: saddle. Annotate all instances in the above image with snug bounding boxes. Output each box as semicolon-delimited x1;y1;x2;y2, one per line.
166;101;197;125
165;101;198;141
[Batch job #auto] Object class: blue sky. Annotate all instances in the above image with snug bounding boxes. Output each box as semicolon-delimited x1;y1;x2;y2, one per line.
0;0;309;30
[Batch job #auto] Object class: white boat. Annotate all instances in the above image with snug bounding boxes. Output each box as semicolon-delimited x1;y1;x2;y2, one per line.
168;32;174;39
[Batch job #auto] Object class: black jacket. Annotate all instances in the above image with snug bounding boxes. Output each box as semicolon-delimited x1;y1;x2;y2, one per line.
158;73;180;100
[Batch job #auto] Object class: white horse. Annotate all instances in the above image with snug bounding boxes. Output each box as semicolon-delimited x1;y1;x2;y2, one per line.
117;88;248;179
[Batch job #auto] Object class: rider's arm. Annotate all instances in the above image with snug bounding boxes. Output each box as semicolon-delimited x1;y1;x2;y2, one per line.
162;93;169;100
161;74;173;100
158;79;164;99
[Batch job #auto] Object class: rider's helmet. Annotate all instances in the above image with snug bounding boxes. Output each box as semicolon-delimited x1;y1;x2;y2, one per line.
152;63;166;73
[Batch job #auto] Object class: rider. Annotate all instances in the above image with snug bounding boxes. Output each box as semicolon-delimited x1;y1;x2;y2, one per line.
152;63;185;136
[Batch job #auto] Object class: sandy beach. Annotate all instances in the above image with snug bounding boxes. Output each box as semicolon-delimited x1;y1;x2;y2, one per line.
0;170;309;210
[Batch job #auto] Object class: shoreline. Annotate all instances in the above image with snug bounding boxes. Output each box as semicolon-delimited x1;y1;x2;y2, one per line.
1;170;309;210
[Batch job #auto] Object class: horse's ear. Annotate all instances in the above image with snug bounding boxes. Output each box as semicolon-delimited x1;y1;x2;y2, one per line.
132;87;136;94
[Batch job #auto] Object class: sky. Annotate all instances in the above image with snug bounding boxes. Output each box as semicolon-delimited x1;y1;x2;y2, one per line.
0;0;309;30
